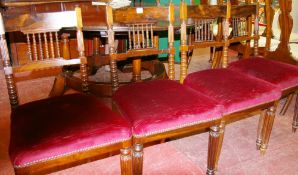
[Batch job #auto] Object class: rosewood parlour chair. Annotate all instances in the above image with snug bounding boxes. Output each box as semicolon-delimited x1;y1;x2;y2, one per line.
180;1;281;167
179;2;228;80
108;3;224;175
227;2;298;136
0;8;133;175
107;3;176;89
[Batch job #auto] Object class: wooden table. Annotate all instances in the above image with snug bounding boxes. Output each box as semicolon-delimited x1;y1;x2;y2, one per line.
265;0;296;64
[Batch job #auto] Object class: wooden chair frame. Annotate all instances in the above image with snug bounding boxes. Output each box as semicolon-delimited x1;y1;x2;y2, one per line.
227;2;286;151
180;1;278;171
179;3;228;82
106;4;176;93
0;8;133;175
228;1;298;139
108;3;224;175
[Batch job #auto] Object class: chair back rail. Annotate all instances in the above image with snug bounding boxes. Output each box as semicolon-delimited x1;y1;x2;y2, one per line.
106;3;175;92
113;7;170;24
3;9;84;72
230;2;259;57
180;1;230;83
187;5;227;19
0;7;88;108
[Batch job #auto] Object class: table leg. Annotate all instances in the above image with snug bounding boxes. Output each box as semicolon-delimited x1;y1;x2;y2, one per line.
132;58;142;82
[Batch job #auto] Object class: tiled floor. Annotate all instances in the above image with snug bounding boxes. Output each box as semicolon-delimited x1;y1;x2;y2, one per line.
1;49;298;175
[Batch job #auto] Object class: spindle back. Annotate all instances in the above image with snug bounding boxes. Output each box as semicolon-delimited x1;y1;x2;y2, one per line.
112;5;174;51
0;7;88;107
229;3;259;57
106;3;175;92
180;1;230;82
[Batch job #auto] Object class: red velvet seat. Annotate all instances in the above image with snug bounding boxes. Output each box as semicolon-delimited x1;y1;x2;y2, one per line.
9;94;132;169
113;80;222;137
184;69;282;115
228;57;298;90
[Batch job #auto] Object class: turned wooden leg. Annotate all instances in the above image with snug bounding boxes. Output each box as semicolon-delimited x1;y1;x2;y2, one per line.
256;110;265;150
260;105;276;155
133;144;143;175
280;93;294;115
292;93;298;133
132;58;142;82
215;121;225;170
120;147;133;175
207;125;221;175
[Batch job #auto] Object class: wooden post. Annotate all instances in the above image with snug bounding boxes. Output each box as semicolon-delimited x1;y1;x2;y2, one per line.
264;0;275;53
180;1;188;83
253;2;260;56
168;2;175;80
132;59;142;82
256;110;265;150
222;1;231;68
106;5;119;93
243;0;253;58
61;33;71;59
260;105;276;155
76;7;88;93
133;144;143;175
207;125;221;175
215;121;225;170
93;36;100;56
120;147;133;175
0;13;18;108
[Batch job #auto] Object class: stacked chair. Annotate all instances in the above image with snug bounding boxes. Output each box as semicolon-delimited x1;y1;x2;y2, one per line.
109;2;226;175
179;0;281;170
0;8;133;175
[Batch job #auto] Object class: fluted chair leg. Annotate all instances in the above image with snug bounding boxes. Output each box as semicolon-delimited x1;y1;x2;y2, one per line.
207;125;221;175
215;121;225;170
256;110;265;150
260;105;276;155
120;147;133;175
133;143;143;175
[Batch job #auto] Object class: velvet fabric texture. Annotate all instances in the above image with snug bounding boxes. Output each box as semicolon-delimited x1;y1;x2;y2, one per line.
229;57;298;90
9;94;131;168
184;69;281;115
113;80;222;137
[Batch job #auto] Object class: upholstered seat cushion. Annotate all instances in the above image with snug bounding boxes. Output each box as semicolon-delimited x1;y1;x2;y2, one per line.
229;57;298;90
184;69;281;115
10;94;131;168
113;80;222;138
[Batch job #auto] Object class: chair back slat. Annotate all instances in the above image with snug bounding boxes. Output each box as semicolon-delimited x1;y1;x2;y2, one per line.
230;3;259;57
107;3;175;92
232;17;248;37
194;19;216;42
180;2;231;83
0;7;87;108
4;11;78;33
